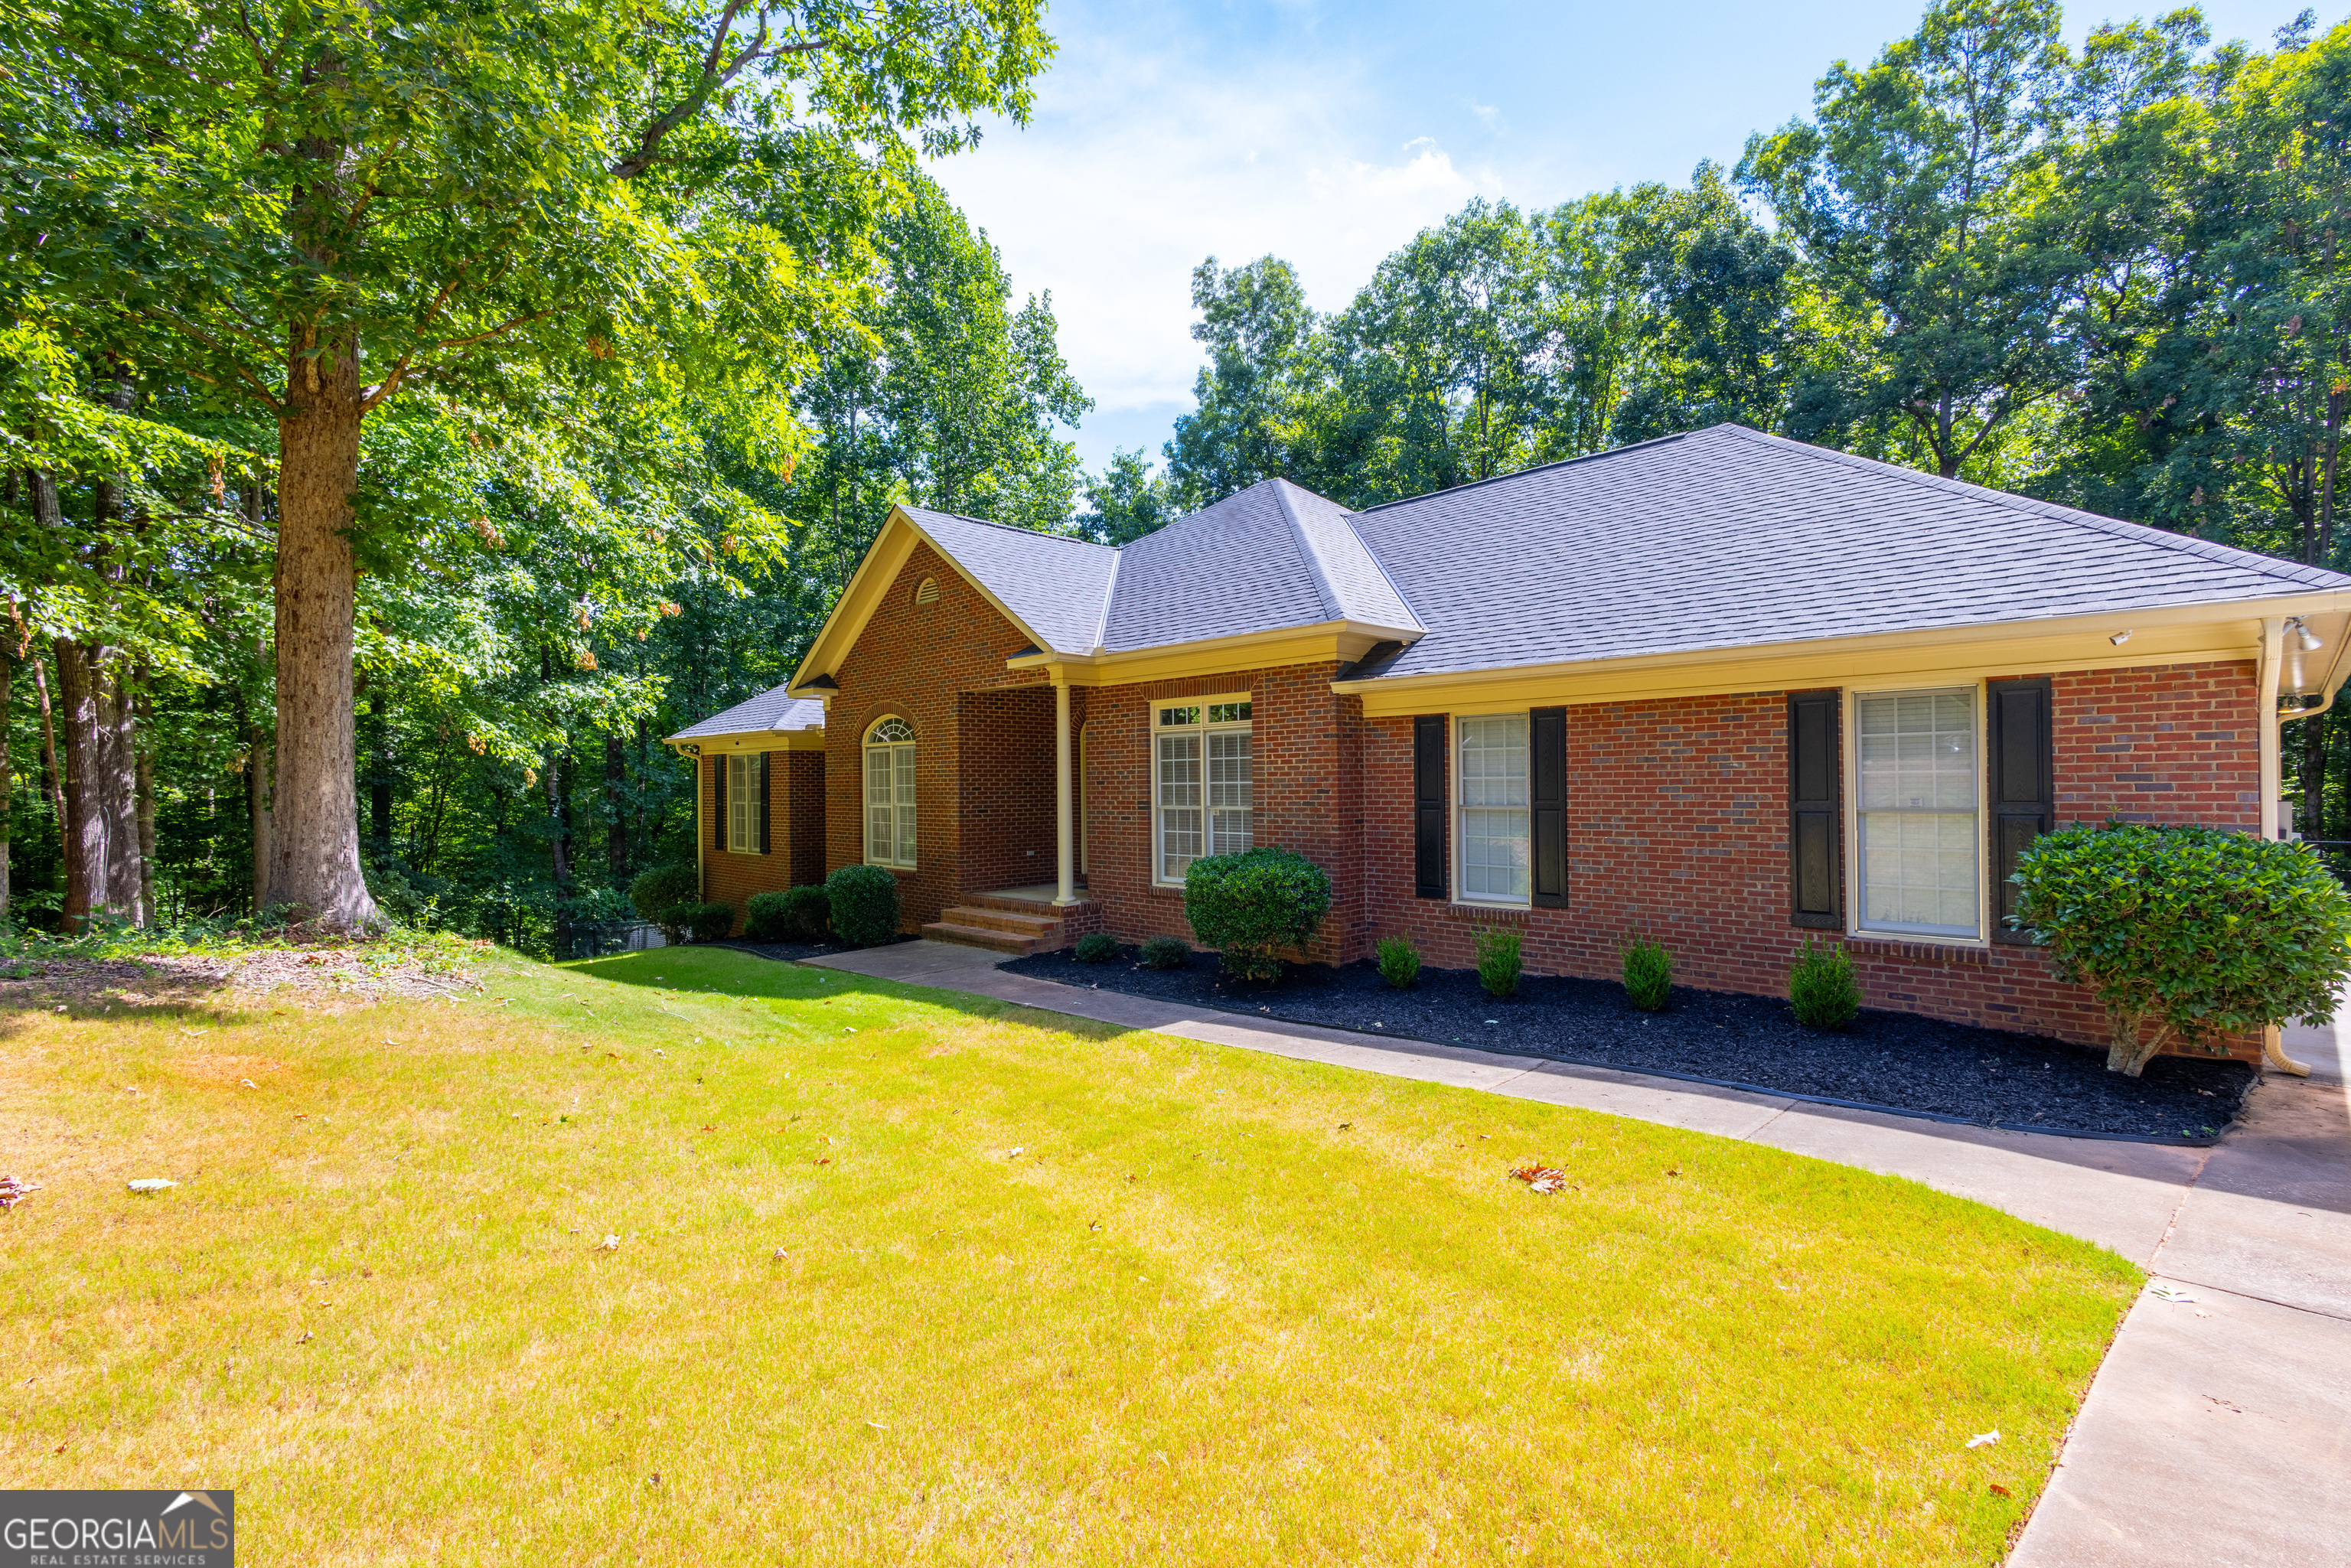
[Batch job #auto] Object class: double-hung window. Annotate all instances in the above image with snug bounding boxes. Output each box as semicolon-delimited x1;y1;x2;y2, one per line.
1154;698;1252;883
863;716;917;868
1855;689;1978;938
725;753;765;852
1457;714;1531;903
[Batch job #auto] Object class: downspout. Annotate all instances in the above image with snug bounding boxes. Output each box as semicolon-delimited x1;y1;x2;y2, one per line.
2256;618;2313;1076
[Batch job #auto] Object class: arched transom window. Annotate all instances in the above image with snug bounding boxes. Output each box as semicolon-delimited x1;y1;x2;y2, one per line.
864;716;917;868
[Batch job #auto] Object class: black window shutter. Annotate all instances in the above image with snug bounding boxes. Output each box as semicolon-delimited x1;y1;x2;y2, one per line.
757;752;773;855
711;755;726;852
1987;677;2055;944
1531;706;1567;908
1413;716;1446;899
1788;691;1843;928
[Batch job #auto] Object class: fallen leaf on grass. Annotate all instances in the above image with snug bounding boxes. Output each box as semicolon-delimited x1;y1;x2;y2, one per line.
597;1234;621;1251
126;1178;178;1193
1965;1430;2000;1449
0;1175;41;1210
700;1124;717;1133
1989;1484;2012;1498
1510;1165;1570;1195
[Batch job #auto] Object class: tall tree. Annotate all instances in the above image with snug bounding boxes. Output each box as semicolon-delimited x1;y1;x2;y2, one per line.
5;0;1051;925
1739;0;2082;478
1163;256;1321;507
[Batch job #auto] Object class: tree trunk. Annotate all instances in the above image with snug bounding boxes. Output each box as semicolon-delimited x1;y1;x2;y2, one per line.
0;642;12;920
2105;1005;2172;1077
96;657;141;924
135;668;156;924
268;330;377;927
30;650;66;865
546;746;570;893
51;638;107;931
605;731;628;881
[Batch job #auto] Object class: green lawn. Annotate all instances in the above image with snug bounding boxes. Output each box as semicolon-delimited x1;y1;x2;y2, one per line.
2;944;2136;1563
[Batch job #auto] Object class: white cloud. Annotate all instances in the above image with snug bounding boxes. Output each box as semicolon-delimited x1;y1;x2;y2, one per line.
924;23;1513;465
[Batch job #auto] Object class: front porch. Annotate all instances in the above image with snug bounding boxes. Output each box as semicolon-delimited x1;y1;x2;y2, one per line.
922;884;1101;956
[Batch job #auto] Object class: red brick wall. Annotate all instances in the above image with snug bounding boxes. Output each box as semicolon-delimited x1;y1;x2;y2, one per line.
957;686;1059;892
1076;660;1362;963
823;540;1053;931
698;749;825;934
1352;660;2261;1060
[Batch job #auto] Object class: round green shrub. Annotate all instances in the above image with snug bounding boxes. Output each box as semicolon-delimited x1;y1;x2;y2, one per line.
1074;932;1121;963
824;864;902;949
1474;925;1522;999
1375;935;1421;989
1182;847;1333;983
745;885;830;943
1788;938;1860;1030
1140;935;1190;970
678;899;737;944
630;863;699;940
2014;822;2351;1074
1622;935;1672;1012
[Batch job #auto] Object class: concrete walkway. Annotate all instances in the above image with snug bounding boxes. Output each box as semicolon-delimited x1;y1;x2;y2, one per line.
800;940;2351;1565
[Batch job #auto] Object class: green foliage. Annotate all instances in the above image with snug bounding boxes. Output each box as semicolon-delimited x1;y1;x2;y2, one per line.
1622;936;1673;1012
1788;940;1862;1031
1076;448;1176;544
631;865;700;940
742;888;830;944
1376;935;1422;989
1139;935;1190;970
1074;932;1121;963
823;865;902;950
2013;823;2351;1074
1182;847;1332;983
675;900;737;944
562;887;637;927
1474;926;1523;999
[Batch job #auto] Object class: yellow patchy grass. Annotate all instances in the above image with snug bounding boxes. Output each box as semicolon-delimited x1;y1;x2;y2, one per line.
0;946;2136;1563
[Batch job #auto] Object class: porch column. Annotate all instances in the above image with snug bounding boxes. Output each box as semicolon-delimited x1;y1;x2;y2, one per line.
1053;678;1078;907
2256;617;2312;1074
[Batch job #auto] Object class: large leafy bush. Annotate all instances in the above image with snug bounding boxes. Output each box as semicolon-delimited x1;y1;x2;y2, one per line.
745;886;830;943
824;865;902;949
630;864;699;942
1182;847;1332;982
2012;823;2351;1074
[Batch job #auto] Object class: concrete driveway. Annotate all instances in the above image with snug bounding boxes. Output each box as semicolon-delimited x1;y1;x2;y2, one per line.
801;940;2351;1565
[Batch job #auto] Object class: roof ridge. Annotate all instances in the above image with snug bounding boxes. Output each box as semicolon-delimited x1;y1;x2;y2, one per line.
905;504;1118;554
1706;425;2351;592
1355;432;1690;514
1270;478;1343;621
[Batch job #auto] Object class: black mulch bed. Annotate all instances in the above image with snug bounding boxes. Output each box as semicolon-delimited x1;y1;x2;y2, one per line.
999;946;2258;1143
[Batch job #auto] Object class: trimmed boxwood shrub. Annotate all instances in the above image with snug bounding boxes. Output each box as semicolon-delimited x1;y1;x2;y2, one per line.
745;885;830;943
630;863;699;942
1182;847;1333;982
1622;935;1672;1012
824;864;901;949
1140;935;1190;970
2013;822;2351;1074
1376;935;1421;989
677;899;736;944
1474;925;1522;998
1074;932;1121;963
1788;938;1860;1030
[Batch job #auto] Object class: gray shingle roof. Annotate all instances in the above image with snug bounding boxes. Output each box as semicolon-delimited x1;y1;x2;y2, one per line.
900;507;1120;657
1345;423;2351;681
1101;478;1420;650
668;683;826;742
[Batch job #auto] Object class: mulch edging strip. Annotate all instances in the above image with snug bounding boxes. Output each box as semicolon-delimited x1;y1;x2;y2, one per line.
999;947;2254;1146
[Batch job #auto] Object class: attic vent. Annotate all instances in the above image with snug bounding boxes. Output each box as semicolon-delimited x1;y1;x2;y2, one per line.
914;575;941;605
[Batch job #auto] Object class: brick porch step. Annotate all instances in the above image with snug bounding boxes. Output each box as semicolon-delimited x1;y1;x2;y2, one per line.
942;905;1067;938
921;918;1053;955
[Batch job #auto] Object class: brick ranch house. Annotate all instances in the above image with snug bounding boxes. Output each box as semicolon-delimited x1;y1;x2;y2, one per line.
670;423;2351;1066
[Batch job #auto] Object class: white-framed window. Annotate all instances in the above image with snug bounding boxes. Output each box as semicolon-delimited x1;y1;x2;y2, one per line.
1457;713;1531;904
1154;696;1252;884
863;715;917;868
1854;687;1979;939
725;753;763;853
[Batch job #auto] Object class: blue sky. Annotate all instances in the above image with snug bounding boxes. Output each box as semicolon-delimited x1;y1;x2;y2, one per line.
924;0;2331;478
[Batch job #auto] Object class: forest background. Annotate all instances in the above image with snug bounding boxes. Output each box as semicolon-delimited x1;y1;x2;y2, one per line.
8;0;2351;954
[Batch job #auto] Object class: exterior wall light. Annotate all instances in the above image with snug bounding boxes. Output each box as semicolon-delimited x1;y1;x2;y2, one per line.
2294;618;2324;653
2108;630;2132;646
